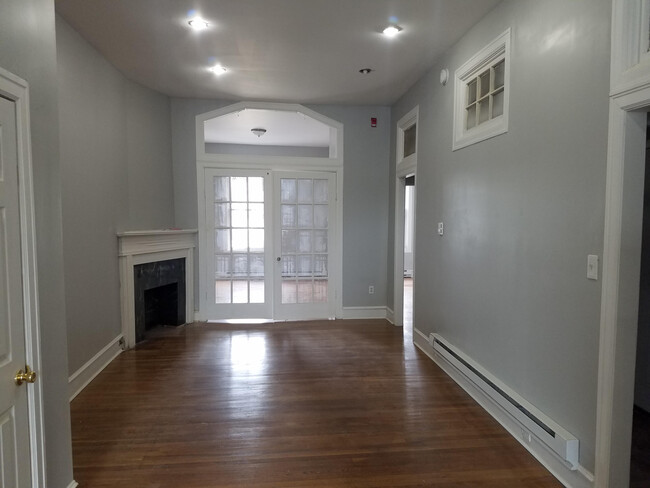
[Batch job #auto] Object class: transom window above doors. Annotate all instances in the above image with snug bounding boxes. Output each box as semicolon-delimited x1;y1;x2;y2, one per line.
196;101;343;165
396;106;418;176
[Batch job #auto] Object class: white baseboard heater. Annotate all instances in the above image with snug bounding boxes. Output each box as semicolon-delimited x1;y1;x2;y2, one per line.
429;333;579;470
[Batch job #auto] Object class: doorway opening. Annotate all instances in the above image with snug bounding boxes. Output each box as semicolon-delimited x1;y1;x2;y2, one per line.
196;102;343;322
403;176;415;331
393;106;418;330
202;169;337;321
630;112;650;487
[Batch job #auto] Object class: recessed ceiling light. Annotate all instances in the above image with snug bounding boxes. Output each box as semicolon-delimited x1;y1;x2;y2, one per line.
188;17;209;31
209;64;227;75
383;25;402;37
359;68;374;74
251;128;267;137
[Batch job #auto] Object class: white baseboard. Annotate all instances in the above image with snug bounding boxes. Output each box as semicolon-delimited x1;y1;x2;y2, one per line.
412;328;594;488
69;335;123;401
67;481;79;488
196;308;393;322
341;306;388;320
385;307;395;324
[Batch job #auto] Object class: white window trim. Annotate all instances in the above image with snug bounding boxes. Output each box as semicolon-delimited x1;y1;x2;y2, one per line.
396;105;418;176
452;28;511;151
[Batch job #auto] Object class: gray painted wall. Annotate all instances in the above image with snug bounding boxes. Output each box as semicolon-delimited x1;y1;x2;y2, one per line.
171;100;390;310
0;1;74;486
57;16;175;374
307;105;390;307
126;82;175;229
388;0;610;471
206;143;329;158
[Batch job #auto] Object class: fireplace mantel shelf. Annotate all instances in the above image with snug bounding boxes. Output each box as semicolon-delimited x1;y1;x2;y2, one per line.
118;229;197;257
117;229;198;237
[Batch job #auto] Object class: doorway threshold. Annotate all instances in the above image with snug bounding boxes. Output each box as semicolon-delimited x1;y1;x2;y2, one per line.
208;318;275;325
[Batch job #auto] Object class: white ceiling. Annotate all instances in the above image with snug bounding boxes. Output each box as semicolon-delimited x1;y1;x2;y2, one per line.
204;109;330;147
54;0;502;105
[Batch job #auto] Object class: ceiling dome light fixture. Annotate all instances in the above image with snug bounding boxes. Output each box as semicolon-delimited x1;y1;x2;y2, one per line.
359;68;374;74
188;16;209;30
209;64;227;75
251;128;267;137
383;25;402;37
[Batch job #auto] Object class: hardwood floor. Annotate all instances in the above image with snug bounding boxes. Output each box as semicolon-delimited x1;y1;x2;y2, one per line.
404;278;413;328
71;320;562;487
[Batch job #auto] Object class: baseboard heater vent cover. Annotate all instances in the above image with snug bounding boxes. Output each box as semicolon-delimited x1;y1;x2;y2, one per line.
429;333;579;470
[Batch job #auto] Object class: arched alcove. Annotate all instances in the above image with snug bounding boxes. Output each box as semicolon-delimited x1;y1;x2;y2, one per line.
195;101;344;322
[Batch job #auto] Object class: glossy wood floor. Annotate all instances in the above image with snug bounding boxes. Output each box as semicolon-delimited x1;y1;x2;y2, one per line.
71;320;562;487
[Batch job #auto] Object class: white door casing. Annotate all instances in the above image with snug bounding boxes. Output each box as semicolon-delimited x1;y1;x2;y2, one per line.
393;106;418;328
596;2;650;487
0;67;45;488
0;93;31;488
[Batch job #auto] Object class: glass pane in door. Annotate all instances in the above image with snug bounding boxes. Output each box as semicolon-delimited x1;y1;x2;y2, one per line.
280;178;329;304
214;176;265;304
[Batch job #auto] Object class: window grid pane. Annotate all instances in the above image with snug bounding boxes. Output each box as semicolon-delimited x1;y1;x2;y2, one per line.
281;177;329;305
465;56;505;131
213;176;265;304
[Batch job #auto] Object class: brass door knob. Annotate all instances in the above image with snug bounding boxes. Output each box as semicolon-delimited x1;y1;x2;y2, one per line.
15;365;37;386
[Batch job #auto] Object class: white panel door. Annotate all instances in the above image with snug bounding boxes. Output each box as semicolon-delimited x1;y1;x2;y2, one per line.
0;96;32;486
274;172;336;320
203;169;273;319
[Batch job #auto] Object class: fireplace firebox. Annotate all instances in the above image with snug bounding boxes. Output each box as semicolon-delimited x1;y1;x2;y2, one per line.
134;258;186;342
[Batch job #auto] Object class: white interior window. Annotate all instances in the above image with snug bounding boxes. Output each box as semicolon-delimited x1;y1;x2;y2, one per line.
453;29;510;150
396;106;418;174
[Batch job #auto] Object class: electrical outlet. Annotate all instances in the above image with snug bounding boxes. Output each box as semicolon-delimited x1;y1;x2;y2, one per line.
437;222;444;235
368;285;375;294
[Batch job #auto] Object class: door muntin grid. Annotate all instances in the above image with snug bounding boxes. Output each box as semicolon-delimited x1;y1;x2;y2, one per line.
280;178;329;304
213;176;265;304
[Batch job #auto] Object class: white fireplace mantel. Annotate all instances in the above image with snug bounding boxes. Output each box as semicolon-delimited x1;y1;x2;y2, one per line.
118;229;197;348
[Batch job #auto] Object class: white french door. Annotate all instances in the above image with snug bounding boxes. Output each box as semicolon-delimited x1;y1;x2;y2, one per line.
273;172;336;320
204;169;273;319
202;168;336;320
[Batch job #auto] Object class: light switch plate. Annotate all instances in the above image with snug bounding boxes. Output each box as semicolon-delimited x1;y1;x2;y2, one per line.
587;254;599;280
